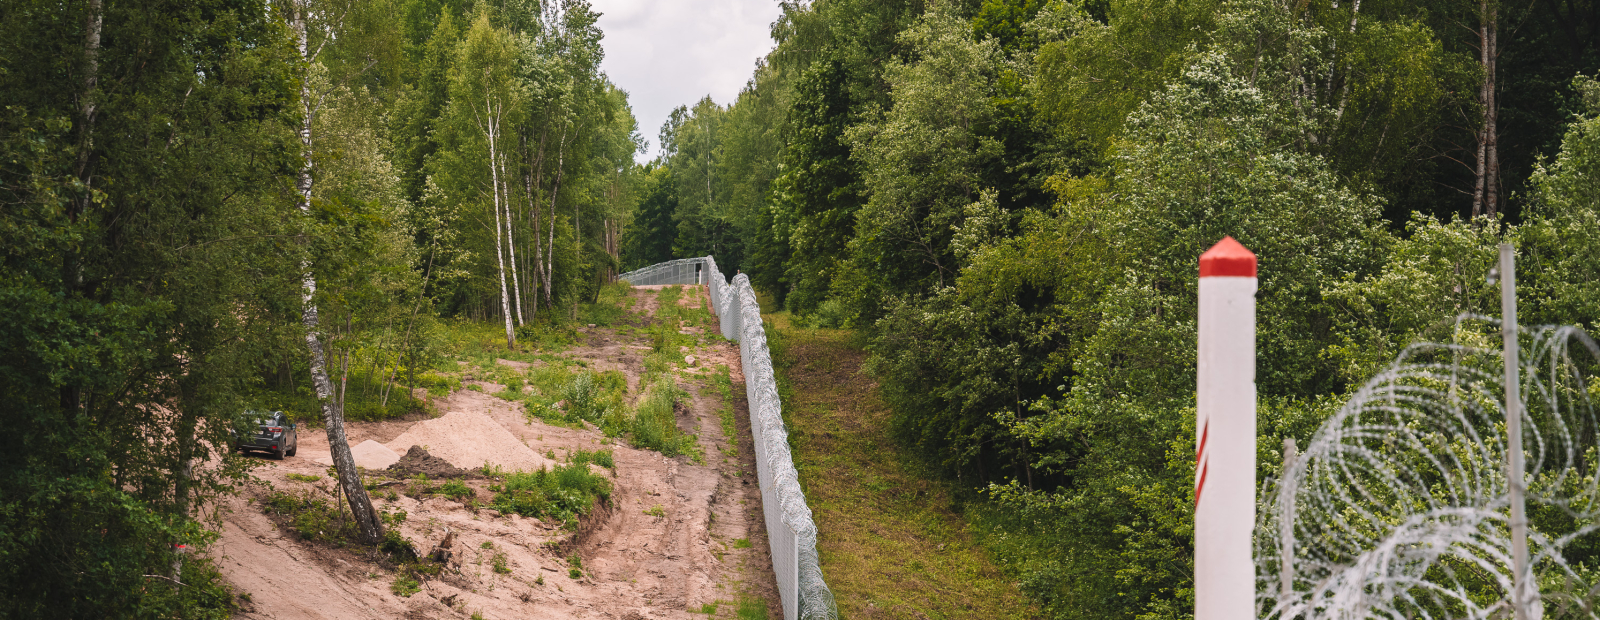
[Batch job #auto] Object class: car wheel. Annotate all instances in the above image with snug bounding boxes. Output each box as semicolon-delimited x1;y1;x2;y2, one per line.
286;444;296;457
272;448;284;461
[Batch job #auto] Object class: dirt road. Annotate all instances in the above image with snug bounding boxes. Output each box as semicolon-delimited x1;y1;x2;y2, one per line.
212;285;780;620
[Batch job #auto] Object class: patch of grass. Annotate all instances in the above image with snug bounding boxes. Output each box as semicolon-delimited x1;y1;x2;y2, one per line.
286;473;321;482
390;573;420;597
697;601;720;614
568;568;582;579
480;540;494;549
439;479;473;500
262;491;350;543
605;378;698;458
566;554;583;570
487;464;611;525
735;596;770;620
644;504;665;518
732;538;751;549
491;552;510;575
569;448;615;470
768;324;1036;619
405;473;437;498
579;282;632;326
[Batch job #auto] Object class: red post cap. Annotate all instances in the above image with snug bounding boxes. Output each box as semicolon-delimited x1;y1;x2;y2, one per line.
1199;236;1257;278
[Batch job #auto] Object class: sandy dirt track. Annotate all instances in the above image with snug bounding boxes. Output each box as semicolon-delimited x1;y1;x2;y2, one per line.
212;285;780;620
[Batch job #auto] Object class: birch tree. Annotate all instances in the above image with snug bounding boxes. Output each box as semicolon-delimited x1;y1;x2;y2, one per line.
451;12;525;348
284;0;384;545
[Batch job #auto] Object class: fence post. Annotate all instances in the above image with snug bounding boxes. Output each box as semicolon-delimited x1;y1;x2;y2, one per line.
1196;236;1257;620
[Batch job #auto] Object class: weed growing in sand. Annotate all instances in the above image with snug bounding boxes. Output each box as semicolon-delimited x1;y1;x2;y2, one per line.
286;473;321;482
607;379;700;460
733;538;752;549
566;554;583;570
644;504;665;518
569;568;582;579
698;602;720;614
439;479;472;500
390;573;420;597
535;575;545;586
491;552;511;575
487;464;611;524
405;473;437;497
263;491;350;543
568;448;614;470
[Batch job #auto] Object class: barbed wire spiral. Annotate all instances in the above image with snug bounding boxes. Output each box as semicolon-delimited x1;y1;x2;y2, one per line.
1258;316;1600;619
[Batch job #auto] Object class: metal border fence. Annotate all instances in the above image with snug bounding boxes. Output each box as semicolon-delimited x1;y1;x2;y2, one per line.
618;258;838;620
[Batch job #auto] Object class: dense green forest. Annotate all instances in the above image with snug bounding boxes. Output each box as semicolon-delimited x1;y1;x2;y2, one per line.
4;0;1599;615
625;0;1600;618
1;0;638;614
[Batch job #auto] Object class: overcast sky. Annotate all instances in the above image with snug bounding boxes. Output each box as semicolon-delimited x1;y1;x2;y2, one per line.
589;0;784;163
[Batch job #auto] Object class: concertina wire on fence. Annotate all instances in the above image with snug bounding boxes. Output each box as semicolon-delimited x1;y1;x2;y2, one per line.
617;257;838;620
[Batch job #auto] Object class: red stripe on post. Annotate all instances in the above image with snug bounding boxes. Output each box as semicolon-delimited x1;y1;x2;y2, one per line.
1199;236;1257;278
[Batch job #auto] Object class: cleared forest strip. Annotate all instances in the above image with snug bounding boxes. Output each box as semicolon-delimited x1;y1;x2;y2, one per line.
765;319;1036;619
212;285;781;620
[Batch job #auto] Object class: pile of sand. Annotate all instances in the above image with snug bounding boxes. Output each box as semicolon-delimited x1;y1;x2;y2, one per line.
309;439;400;470
384;409;553;473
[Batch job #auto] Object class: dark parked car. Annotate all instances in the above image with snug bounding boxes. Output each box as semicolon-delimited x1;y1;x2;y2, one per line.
234;410;298;460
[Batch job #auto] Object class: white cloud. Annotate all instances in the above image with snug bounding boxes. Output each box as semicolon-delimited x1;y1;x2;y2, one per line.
589;0;782;162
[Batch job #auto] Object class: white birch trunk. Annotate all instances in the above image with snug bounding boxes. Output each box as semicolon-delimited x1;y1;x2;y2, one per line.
292;1;383;545
484;96;516;349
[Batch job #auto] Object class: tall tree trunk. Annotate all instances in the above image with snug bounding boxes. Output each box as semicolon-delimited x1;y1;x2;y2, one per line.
386;242;437;407
544;126;568;306
523;126;548;312
63;0;103;416
1472;0;1500;219
498;138;526;326
484;97;516;349
292;1;383;545
338;313;350;415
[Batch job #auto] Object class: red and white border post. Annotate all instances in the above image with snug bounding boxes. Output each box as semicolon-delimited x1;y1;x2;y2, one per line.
1196;236;1258;620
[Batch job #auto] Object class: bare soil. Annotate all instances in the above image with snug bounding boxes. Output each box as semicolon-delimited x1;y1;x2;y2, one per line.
213;285;780;620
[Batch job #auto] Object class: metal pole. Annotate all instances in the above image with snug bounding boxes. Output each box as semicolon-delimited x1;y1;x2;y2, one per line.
1279;437;1296;603
1500;242;1529;620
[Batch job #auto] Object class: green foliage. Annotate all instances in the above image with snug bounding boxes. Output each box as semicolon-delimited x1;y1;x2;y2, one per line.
439;479;473;500
612;380;698;458
569;448;615;470
488;464;612;524
391;573;421;597
735;596;771;620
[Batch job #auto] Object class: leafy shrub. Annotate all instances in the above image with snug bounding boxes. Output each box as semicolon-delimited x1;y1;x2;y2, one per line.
569;448;615;470
621;381;697;457
390;574;420;597
439;479;473;500
414;371;462;397
405;474;437;497
489;464;612;524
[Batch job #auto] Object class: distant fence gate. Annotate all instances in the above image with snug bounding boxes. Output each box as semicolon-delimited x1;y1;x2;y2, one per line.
617;258;838;620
